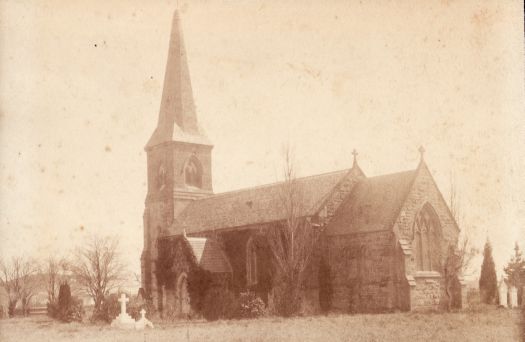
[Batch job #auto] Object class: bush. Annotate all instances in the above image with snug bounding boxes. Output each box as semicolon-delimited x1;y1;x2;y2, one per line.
48;282;84;322
91;293;120;323
202;286;239;321
467;288;481;306
239;292;266;319
128;295;156;321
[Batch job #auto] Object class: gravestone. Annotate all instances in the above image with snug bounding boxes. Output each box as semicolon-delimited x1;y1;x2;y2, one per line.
134;308;154;330
498;277;508;307
110;294;135;329
509;286;518;308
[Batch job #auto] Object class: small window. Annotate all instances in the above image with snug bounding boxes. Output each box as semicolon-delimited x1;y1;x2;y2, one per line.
158;165;166;190
246;238;258;286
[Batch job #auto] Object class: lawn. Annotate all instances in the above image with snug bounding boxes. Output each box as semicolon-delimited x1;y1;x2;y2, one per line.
0;307;522;342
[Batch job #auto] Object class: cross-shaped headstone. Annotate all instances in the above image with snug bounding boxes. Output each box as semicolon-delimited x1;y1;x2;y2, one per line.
118;293;129;315
140;308;146;319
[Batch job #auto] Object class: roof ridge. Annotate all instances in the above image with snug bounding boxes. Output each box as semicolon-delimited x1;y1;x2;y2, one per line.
199;168;350;200
365;169;416;180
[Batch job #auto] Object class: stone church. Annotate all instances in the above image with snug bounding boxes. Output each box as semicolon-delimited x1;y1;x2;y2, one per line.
140;11;466;316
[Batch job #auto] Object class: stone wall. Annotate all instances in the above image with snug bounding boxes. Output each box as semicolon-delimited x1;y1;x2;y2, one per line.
142;140;214;310
322;167;365;220
410;273;443;309
392;164;459;273
392;163;462;310
324;230;396;312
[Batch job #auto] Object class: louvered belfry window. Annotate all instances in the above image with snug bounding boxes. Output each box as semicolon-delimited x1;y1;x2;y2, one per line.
184;155;202;188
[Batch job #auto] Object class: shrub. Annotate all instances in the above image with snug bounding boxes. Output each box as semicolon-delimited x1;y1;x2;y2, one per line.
479;240;498;304
48;282;84;322
128;295;156;320
91;293;119;323
202;286;239;321
239;292;266;319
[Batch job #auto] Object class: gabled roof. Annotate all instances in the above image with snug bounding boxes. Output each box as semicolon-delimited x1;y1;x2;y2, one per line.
174;169;352;234
185;237;232;273
326;170;417;234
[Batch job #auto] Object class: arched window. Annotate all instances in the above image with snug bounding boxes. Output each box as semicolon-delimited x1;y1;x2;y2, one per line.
176;272;191;315
413;203;441;272
158;165;166;190
246;237;258;286
184;155;202;188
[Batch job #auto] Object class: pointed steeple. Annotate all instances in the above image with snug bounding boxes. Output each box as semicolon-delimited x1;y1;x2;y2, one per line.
146;11;211;149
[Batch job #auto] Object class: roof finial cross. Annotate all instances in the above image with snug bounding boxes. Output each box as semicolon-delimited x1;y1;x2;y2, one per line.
352;149;358;167
418;146;425;162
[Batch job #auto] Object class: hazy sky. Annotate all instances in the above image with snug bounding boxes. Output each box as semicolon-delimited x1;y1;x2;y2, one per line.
0;0;523;278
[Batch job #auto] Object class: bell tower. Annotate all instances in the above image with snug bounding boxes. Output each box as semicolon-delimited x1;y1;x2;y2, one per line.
141;11;213;305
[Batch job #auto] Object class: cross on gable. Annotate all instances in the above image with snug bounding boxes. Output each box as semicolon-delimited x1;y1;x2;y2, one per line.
352;149;358;166
418;146;425;161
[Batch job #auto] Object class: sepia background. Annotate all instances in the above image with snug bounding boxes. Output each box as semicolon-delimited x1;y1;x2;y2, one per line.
0;0;523;282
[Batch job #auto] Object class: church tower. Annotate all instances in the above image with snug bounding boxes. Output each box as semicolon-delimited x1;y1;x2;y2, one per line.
141;11;213;303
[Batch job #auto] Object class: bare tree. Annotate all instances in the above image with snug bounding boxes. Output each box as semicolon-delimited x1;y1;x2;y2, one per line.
44;256;67;305
0;258;21;316
266;145;323;316
442;173;478;310
0;257;40;316
68;234;126;316
443;234;478;310
449;172;459;224
18;258;40;316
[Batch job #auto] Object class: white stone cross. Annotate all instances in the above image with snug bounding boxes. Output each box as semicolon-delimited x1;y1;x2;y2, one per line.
140;308;146;319
118;293;129;315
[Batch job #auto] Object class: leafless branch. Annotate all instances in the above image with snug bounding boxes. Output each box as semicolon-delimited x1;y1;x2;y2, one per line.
266;143;323;315
68;234;127;313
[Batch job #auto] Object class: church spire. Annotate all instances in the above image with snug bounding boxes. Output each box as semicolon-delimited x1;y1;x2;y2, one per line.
146;11;211;150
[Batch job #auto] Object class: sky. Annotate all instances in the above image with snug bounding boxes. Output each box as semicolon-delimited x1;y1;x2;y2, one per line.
0;0;524;279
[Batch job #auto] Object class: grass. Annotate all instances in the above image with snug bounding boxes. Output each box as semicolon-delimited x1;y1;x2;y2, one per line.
0;306;522;342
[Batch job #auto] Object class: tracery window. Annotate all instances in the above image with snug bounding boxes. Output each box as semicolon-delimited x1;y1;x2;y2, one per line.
246;237;258;286
413;203;441;272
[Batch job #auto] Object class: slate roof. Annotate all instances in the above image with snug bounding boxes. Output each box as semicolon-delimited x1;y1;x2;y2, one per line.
174;169;351;234
185;237;232;273
326;170;417;234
